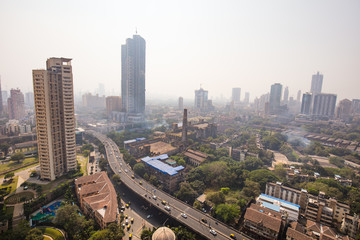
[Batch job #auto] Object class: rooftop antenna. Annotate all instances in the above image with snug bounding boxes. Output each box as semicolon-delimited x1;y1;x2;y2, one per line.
135;27;138;34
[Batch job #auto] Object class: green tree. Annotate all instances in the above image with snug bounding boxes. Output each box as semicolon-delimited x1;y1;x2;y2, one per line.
89;223;123;240
171;225;197;240
99;157;107;171
262;135;282;150
133;163;146;177
249;169;279;191
241;180;260;198
112;174;121;186
175;182;198;204
0;143;10;156
149;175;158;186
206;191;225;205
81;144;94;152
4;172;14;179
82;150;90;157
214;204;240;224
25;228;43;240
10;152;25;163
140;227;156;240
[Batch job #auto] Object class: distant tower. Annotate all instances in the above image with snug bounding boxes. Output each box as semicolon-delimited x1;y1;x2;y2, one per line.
121;34;146;114
232;88;241;103
8;88;25;120
312;93;337;118
283;86;289;104
269;83;282;114
194;88;208;109
297;90;301;102
311;72;323;94
178;97;183;110
181;109;188;142
301;93;312;115
0;77;3;114
244;92;250;104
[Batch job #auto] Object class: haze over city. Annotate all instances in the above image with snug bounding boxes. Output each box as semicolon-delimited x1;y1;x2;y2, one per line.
0;0;359;101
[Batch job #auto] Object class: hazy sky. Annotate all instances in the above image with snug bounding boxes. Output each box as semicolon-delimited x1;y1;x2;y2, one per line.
0;0;359;102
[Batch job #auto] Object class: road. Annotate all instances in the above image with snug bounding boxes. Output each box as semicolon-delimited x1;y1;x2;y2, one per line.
87;130;252;240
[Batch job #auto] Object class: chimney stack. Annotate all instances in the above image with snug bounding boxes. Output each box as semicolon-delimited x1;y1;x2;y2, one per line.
182;109;188;142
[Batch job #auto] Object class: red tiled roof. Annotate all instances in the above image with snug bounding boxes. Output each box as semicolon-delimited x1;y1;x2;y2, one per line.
286;228;312;240
244;207;282;232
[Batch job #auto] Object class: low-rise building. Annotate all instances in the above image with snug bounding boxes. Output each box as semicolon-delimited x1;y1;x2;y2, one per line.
75;171;118;229
183;149;208;166
141;154;184;192
257;193;300;222
341;214;360;239
243;203;284;240
13;140;37;155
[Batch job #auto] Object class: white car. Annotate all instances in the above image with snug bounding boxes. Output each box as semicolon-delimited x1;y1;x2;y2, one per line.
210;229;217;236
152;195;157;200
164;205;171;211
125;169;128;173
181;213;187;218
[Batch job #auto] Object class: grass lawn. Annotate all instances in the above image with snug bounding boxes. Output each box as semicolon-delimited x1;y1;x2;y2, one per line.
0;157;38;173
4;191;34;204
40;176;70;194
77;154;88;176
38;226;65;240
0;176;19;195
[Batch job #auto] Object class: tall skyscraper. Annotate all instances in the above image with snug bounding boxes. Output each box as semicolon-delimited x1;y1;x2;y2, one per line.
312;93;337;118
244;92;250;104
0;77;3;114
301;93;312;115
25;92;34;108
283;86;289;104
297;90;301;102
195;88;208;109
8;88;25;120
121;35;146;114
232;88;241;103
269;83;282;114
310;72;323;94
178;97;184;110
33;58;76;181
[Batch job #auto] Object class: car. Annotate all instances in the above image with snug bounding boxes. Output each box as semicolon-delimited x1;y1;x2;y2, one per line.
125;215;128;219
230;233;236;239
131;218;134;223
181;213;187;218
210;229;217;236
131;174;134;178
201;218;207;223
118;170;121;173
153;195;157;200
139;181;142;185
162;200;166;205
147;215;153;219
129;233;132;239
126;204;129;208
164;205;171;211
127;224;131;230
125;169;128;173
24;186;28;190
120;163;123;166
128;201;131;205
125;219;129;225
122;223;126;228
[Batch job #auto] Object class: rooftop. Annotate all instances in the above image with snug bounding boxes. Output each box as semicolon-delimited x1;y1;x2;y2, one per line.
141;154;184;176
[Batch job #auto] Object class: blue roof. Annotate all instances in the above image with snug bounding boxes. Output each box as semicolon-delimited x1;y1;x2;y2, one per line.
141;155;184;176
262;202;280;212
260;194;300;209
124;137;146;145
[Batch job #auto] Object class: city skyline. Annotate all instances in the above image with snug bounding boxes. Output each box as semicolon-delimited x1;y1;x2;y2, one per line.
0;0;359;102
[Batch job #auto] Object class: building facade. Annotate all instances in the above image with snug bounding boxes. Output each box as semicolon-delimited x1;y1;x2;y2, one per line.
310;72;323;94
301;93;312;115
121;34;146;114
194;88;209;110
178;96;183;110
232;88;241;103
33;57;77;181
269;83;282;114
8;89;25;120
106;96;122;116
312;93;337;118
336;99;352;121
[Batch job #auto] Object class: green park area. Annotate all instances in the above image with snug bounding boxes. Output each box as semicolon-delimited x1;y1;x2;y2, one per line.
5;191;34;204
37;227;65;240
0;176;19;199
0;157;38;174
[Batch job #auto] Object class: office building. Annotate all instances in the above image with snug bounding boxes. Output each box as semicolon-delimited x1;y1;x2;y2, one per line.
296;90;301;102
8;88;25;120
341;214;360;239
75;172;118;229
301;93;312;115
310;72;323;94
25;92;34;108
0;78;3;114
82;93;106;109
269;83;282;114
194;88;209;110
352;99;360;114
336;99;352;121
244;92;250;105
232;88;241;103
105;96;122;116
312;93;337;118
121;34;146;114
33;57;77;181
178;96;183;110
283;86;289;104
